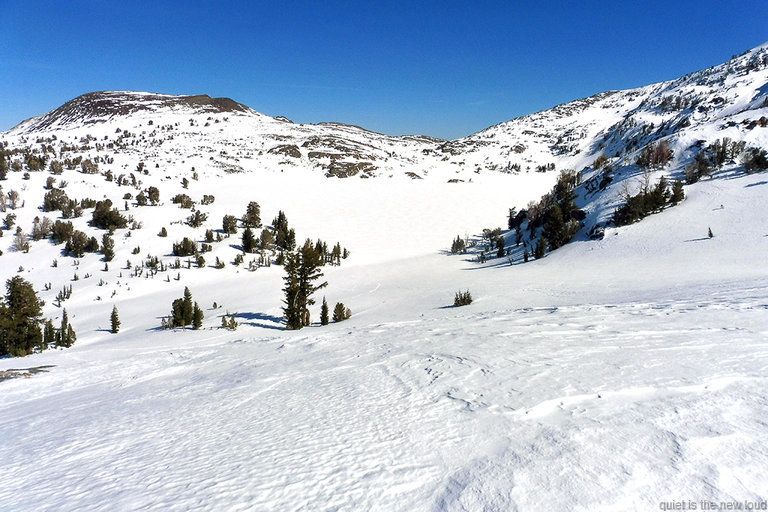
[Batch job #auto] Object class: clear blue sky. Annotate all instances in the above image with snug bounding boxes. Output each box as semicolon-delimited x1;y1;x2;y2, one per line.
1;1;766;139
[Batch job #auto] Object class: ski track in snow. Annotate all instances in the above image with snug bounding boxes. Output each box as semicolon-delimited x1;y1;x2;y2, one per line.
2;283;767;511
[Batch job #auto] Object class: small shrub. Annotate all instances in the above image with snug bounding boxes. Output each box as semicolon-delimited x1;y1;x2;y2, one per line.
454;290;473;307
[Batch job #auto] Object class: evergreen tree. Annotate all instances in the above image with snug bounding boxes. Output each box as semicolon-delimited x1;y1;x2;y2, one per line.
507;207;517;230
282;251;303;330
332;302;347;322
110;306;120;334
243;201;262;228
242;227;256;253
222;214;238;234
496;236;505;258
451;235;466;254
320;297;329;326
147;186;160;205
102;233;115;262
183;288;194;324
282;241;328;329
43;319;55;349
648;176;670;212
708;227;714;238
744;148;768;172
454;290;473;306
273;211;295;250
297;240;327;326
670;179;685;205
314;239;325;264
91;199;127;230
0;155;7;181
170;287;195;328
0;276;44;356
259;229;274;254
534;237;546;259
58;308;75;348
192;302;203;330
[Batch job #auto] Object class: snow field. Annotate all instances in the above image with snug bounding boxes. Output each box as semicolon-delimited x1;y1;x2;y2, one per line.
2;43;768;510
2;273;767;510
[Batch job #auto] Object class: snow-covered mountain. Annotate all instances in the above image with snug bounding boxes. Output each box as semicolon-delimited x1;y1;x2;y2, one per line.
5;42;767;183
1;43;767;511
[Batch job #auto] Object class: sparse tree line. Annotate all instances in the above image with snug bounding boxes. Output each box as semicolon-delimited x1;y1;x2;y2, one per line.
613;175;684;226
686;137;767;183
0;145;359;348
450;134;767;265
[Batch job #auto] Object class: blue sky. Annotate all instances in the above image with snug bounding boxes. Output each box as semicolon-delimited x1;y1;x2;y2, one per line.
1;1;767;139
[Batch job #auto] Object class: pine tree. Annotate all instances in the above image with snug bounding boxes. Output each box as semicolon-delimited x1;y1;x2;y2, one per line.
192;302;203;330
495;236;505;258
0;276;44;356
534;237;546;259
282;251;303;330
282;241;328;329
222;214;238;234
43;319;55;349
259;229;274;254
171;287;195;328
58;308;75;348
320;297;329;326
66;325;77;346
543;204;569;251
110;306;120;334
183;287;194;324
297;240;327;326
242;227;256;253
648;176;670;212
670;179;685;205
708;227;714;238
243;201;262;228
332;302;347;322
102;233;115;262
273;210;290;249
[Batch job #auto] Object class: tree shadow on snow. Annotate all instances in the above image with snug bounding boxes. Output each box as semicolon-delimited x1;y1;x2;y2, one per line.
232;312;285;331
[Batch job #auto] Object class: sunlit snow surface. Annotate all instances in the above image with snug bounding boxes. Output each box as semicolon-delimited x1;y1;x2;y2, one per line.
2;45;768;510
2;170;768;510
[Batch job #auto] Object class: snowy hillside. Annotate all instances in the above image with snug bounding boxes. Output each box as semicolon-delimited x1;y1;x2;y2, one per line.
1;43;767;511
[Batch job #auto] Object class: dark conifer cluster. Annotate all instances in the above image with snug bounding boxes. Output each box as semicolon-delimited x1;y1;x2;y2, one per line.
163;287;203;329
453;290;473;307
0;277;76;357
613;176;684;226
450;236;466;254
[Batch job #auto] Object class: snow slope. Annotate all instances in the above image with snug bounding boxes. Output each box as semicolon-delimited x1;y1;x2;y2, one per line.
1;43;768;511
